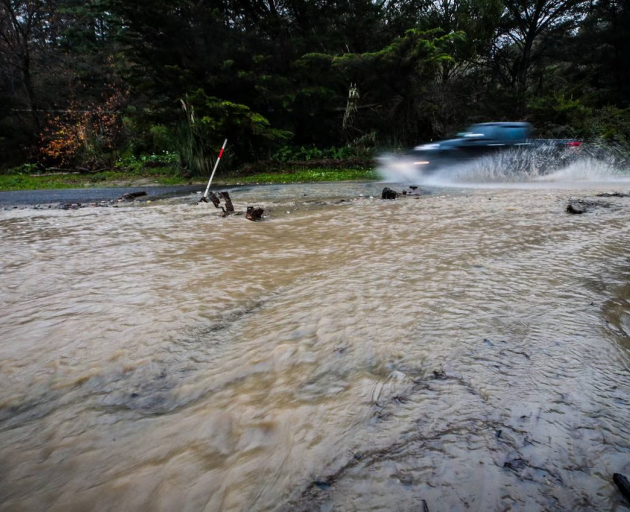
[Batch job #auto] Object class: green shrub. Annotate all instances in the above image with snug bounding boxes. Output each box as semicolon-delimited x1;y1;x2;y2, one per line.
270;145;374;162
115;153;180;173
148;125;172;153
4;163;41;175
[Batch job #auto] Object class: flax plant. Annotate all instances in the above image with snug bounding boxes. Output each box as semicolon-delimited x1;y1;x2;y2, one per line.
176;98;213;177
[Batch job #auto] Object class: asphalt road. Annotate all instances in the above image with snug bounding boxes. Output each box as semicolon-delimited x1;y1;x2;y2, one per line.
0;185;206;207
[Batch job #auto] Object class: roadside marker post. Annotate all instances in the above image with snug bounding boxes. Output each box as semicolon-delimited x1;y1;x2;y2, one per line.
200;139;228;203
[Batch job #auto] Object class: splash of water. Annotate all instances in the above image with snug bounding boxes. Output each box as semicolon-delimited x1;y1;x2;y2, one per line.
377;145;630;188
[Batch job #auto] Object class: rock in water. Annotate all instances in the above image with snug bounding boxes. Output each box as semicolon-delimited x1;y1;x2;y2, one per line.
566;203;585;214
614;473;630;501
246;206;264;221
382;187;397;200
119;191;147;202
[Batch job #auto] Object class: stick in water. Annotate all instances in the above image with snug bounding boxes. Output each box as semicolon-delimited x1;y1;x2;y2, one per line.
202;139;228;201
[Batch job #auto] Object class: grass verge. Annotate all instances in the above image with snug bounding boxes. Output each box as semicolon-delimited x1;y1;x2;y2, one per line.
217;167;379;185
0;167;379;191
0;170;190;191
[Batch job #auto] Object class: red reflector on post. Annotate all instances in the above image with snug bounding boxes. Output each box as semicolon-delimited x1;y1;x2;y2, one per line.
566;141;581;147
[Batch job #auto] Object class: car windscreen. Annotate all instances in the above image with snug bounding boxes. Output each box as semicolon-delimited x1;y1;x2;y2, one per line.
463;125;498;139
464;124;530;142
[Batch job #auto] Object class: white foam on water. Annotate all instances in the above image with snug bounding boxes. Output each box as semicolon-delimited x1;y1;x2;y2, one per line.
377;146;630;190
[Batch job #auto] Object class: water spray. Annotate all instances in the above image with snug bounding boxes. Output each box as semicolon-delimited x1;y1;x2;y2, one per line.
377;143;630;189
199;139;228;204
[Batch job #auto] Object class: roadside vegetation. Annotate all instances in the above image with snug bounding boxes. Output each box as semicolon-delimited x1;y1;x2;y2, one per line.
0;166;379;191
1;0;629;191
0;166;184;192
0;149;379;191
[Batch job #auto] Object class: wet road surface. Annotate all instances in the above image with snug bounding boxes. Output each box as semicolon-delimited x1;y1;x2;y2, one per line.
0;185;205;207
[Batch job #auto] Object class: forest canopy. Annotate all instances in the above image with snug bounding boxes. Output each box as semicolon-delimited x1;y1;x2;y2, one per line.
1;0;629;173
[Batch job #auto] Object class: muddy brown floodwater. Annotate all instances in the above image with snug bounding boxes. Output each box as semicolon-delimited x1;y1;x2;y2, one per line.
1;181;630;512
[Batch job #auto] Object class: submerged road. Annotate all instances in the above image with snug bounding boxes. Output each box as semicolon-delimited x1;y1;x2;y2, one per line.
2;186;630;511
0;184;206;207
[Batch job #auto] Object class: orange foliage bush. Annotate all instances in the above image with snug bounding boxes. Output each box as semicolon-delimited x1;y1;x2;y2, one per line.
39;86;128;167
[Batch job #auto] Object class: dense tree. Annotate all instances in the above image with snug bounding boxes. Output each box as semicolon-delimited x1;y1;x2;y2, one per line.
0;0;53;127
0;0;629;170
572;0;630;106
318;29;465;143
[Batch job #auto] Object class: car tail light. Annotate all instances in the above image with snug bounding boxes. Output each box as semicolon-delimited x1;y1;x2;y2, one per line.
566;141;582;147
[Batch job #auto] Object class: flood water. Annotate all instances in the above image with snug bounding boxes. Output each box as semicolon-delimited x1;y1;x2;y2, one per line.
2;165;630;511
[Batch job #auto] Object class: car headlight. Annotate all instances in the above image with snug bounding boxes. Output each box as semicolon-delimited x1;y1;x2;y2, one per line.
414;143;440;150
